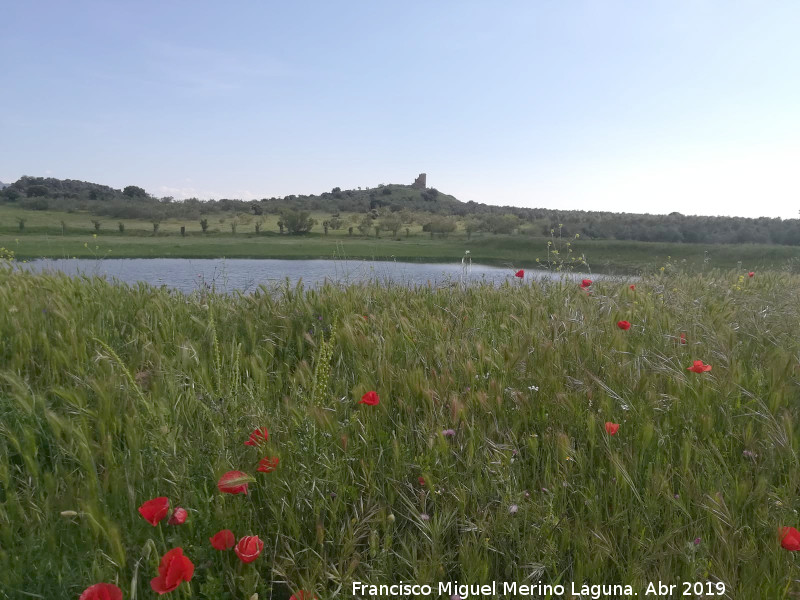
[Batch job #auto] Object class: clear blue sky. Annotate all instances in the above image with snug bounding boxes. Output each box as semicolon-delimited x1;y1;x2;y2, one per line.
2;1;799;218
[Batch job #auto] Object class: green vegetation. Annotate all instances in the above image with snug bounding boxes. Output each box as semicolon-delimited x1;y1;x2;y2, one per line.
2;260;800;598
2;204;800;273
3;175;800;246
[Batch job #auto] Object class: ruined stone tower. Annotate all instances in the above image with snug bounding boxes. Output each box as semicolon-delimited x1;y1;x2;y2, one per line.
412;173;426;189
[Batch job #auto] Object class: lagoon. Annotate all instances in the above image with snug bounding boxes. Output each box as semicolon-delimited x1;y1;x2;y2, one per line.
20;257;606;293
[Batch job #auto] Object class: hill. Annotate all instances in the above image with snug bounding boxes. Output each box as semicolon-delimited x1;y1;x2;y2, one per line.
2;175;800;246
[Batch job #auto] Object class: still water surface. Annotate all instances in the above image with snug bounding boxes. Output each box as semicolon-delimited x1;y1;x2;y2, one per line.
22;258;607;294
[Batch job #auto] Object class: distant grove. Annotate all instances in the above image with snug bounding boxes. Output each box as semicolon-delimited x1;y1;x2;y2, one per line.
3;175;800;245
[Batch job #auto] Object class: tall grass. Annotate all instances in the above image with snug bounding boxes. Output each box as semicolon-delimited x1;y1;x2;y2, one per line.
1;262;799;598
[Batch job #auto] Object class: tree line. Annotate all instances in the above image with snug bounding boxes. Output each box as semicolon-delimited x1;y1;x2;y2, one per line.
3;175;800;245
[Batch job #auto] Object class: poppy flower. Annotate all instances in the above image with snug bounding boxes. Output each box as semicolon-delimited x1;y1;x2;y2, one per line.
748;271;754;278
359;391;380;406
79;583;123;600
257;456;280;473
680;333;687;345
138;496;169;527
515;270;524;278
605;422;620;435
629;284;635;290
234;535;264;563
150;547;194;595
418;476;425;486
580;279;592;288
209;529;236;550
781;527;800;551
687;360;712;373
217;470;254;495
244;427;269;446
290;592;318;600
168;507;187;525
617;320;631;330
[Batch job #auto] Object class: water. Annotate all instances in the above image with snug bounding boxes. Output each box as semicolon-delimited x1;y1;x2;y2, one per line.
20;258;606;294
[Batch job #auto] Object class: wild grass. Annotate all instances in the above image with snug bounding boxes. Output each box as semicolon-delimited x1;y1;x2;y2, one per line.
1;261;799;598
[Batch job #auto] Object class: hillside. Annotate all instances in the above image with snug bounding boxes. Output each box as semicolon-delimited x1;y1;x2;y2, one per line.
2;175;800;245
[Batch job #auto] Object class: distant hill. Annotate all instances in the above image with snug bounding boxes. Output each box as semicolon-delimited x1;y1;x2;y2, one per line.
0;181;9;189
2;175;800;245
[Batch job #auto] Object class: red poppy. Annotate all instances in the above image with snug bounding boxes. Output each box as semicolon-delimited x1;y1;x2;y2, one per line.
290;592;318;600
209;529;236;550
138;496;169;527
629;284;635;290
150;547;194;595
515;270;524;278
244;427;269;446
257;456;280;473
359;391;380;406
680;333;687;345
418;476;425;486
781;527;800;551
234;535;264;563
168;507;187;525
580;279;592;288
617;320;631;330
605;422;620;435
217;470;254;495
748;271;754;278
79;583;123;600
687;360;712;373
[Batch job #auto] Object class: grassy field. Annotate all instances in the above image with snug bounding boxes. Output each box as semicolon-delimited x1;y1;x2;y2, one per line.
3;205;800;273
2;258;800;598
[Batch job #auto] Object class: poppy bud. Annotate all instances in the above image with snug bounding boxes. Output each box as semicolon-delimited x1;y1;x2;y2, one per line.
168;507;187;525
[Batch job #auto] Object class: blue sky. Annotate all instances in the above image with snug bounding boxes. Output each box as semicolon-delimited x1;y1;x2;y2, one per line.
2;1;799;218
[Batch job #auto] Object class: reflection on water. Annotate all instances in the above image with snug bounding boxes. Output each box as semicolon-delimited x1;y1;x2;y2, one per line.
21;258;610;294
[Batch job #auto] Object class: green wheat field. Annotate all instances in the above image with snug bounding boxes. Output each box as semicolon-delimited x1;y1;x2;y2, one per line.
2;256;800;599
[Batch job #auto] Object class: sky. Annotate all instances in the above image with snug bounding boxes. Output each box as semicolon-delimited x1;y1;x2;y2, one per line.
2;1;799;218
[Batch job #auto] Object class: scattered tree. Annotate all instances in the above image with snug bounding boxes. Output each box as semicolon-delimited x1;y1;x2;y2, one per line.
380;215;402;237
357;215;372;236
123;185;147;198
281;210;316;234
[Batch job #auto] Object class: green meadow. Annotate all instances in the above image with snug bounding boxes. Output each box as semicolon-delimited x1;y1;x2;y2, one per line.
2;205;800;273
2;255;800;599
